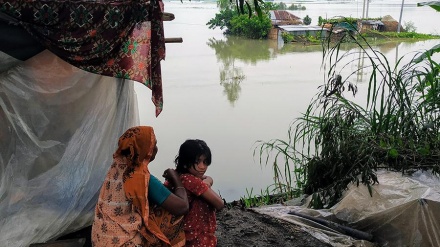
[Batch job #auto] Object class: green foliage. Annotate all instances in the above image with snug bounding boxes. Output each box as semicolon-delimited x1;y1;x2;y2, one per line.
281;31;325;44
256;17;440;208
241;186;302;208
404;21;417;33
229;14;272;39
207;0;272;39
362;30;439;39
318;16;380;26
206;8;237;33
303;15;312;25
281;32;294;43
287;3;306;10
318;16;324;26
278;2;287;10
261;1;290;10
231;0;266;18
417;1;440;11
240;188;271;208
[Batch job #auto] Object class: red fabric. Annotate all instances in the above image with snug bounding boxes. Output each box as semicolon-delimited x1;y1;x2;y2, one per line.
0;0;165;116
180;174;217;247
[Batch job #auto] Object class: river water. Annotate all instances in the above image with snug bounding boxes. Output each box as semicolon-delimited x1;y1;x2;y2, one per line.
136;0;440;201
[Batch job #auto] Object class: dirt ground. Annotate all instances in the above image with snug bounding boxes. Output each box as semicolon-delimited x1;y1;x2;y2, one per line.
58;205;330;247
216;205;330;247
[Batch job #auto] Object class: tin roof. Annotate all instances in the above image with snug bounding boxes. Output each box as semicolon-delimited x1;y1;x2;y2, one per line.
269;10;300;21
278;25;328;32
361;20;384;25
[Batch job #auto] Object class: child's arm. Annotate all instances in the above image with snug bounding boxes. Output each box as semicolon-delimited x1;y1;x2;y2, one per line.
200;176;224;211
201;188;224;211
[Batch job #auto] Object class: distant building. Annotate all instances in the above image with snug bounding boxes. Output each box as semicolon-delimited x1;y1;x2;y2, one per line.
358;20;385;32
269;10;302;26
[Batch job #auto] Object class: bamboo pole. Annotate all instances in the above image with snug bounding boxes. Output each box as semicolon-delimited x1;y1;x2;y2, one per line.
164;37;183;43
288;211;374;241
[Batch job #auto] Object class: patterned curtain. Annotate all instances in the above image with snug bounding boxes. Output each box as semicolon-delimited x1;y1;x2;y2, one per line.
0;0;165;115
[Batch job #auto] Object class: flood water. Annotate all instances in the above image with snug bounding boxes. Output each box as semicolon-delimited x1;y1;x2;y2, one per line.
136;0;440;201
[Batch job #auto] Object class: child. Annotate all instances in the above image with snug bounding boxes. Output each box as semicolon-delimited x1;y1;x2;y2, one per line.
168;139;225;247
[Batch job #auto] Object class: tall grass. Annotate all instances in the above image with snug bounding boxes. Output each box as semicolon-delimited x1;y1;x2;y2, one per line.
255;22;440;209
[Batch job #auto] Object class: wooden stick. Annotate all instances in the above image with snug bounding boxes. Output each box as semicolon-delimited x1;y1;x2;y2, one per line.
164;37;183;43
162;12;175;21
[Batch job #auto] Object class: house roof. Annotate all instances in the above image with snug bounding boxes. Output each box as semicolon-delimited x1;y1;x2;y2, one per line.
269;10;301;21
269;10;303;25
361;20;384;26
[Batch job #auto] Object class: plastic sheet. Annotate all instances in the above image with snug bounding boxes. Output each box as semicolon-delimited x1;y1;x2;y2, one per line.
253;170;440;247
0;50;139;246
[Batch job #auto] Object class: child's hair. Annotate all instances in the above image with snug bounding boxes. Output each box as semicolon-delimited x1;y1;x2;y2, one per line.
174;139;212;173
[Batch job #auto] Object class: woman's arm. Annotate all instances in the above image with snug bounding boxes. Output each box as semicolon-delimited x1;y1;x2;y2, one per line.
160;169;189;216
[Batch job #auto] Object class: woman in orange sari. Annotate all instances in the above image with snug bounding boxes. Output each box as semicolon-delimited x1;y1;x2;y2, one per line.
92;126;189;247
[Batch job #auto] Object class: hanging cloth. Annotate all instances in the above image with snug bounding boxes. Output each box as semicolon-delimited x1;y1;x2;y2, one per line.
0;0;165;115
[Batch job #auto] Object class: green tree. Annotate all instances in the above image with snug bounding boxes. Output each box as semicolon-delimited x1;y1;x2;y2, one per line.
277;2;287;10
303;15;312;25
206;8;237;33
229;14;272;39
287;3;306;10
207;0;272;39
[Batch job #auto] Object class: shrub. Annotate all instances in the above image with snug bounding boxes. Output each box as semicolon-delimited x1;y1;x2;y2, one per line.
404;21;417;33
303;15;312;25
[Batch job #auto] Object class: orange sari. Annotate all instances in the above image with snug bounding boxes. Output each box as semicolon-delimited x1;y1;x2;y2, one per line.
91;126;185;247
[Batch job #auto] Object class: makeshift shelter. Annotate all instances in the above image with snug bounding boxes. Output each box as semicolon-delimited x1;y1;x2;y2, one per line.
254;170;440;247
0;0;170;246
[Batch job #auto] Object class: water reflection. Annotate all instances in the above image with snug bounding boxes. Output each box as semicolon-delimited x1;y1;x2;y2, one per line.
219;65;244;106
207;36;325;104
207;36;274;65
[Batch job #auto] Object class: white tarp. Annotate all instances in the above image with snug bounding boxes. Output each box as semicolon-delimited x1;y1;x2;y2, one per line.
0;50;139;246
253;170;440;247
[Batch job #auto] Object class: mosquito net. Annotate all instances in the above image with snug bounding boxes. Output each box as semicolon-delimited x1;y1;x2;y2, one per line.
0;50;139;246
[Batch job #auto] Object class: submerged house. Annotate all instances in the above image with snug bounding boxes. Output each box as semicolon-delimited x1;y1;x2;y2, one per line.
268;10;303;40
358;20;385;32
278;25;329;38
268;10;329;42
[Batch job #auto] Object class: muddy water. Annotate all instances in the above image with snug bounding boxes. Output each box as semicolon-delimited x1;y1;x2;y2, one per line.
136;1;440;201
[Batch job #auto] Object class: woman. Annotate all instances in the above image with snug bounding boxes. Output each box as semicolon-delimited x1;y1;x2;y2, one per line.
92;126;189;247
